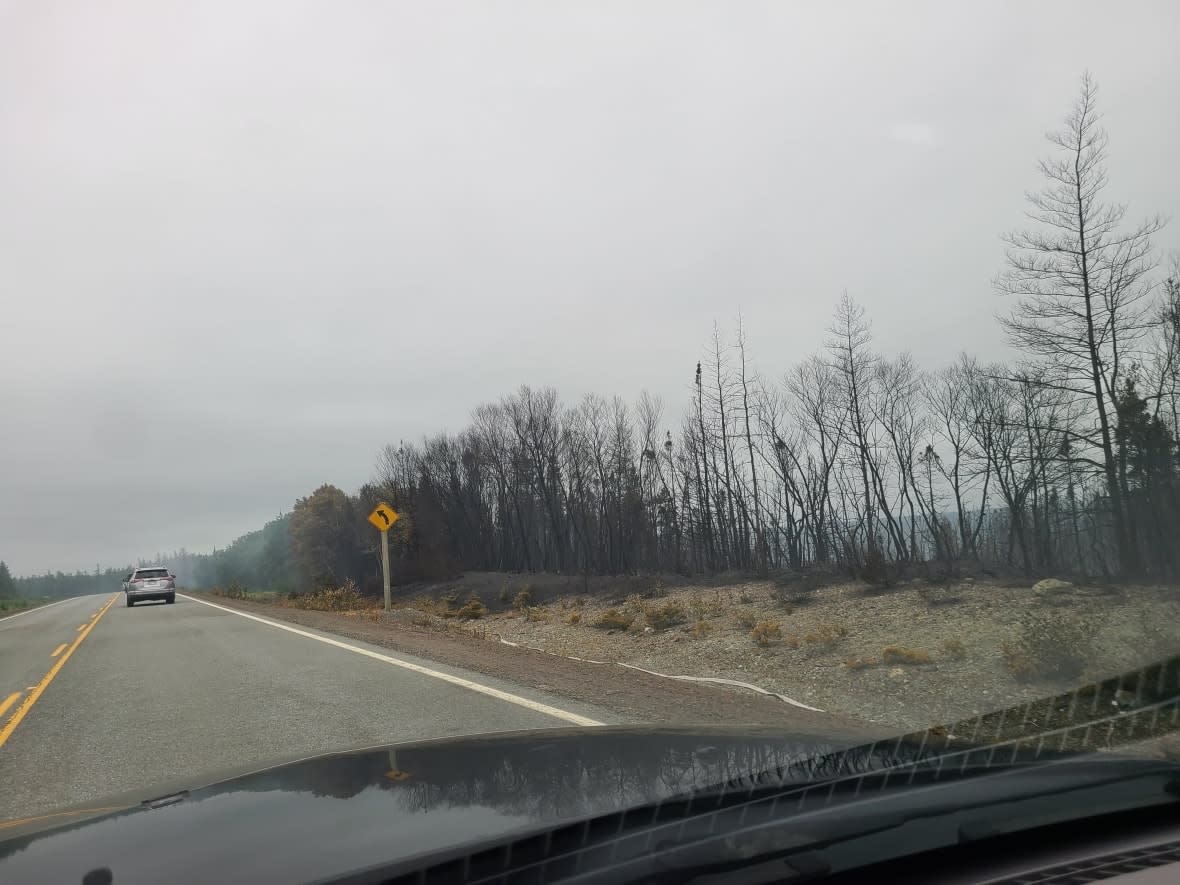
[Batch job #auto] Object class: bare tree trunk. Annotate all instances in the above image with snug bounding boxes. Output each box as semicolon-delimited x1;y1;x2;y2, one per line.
737;316;766;571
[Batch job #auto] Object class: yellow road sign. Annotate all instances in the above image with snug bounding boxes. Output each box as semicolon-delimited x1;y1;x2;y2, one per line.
368;503;399;532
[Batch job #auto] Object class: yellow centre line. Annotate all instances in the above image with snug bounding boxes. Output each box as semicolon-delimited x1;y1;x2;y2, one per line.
0;594;119;750
0;806;127;831
0;693;20;719
50;643;67;658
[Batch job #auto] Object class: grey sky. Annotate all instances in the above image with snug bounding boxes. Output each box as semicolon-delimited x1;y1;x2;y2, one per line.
2;1;1177;575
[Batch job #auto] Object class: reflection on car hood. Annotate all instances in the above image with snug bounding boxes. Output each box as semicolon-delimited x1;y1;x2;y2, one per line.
0;723;900;884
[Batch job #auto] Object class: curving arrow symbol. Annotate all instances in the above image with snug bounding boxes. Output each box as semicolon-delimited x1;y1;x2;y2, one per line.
377;510;390;526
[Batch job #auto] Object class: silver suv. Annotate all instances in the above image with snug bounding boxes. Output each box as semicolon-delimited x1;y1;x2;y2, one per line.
124;567;176;607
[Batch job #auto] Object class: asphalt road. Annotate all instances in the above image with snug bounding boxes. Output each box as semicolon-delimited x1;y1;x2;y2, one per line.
0;592;617;821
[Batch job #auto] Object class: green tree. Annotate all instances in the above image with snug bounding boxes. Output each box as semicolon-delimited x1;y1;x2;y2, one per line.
1114;378;1178;492
289;484;360;588
1113;377;1180;577
0;560;16;597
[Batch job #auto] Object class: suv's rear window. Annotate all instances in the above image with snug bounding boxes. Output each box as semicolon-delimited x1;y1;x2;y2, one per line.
135;568;169;579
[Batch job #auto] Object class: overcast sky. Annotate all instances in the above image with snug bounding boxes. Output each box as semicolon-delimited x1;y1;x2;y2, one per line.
1;1;1177;576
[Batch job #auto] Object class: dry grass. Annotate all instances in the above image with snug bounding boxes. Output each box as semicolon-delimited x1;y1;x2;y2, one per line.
0;598;44;613
513;588;533;611
735;609;759;630
281;581;369;612
592;608;635;631
691;618;713;639
399;571;1180;734
882;646;932;665
565;610;582;625
644;602;687;631
941;638;967;661
803;622;849;651
751;621;783;646
524;605;549;623
441;593;487;621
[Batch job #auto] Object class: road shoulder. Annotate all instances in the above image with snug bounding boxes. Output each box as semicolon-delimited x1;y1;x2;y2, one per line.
193;594;885;738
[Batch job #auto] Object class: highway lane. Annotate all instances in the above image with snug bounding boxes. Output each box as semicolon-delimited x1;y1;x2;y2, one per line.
0;596;109;744
0;591;617;821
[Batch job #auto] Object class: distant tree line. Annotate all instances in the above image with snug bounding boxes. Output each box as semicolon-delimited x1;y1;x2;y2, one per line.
13;565;131;600
10;75;1179;598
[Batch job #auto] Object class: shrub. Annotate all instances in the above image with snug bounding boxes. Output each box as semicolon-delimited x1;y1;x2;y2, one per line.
287;580;365;612
498;588;511;604
451;594;487;620
593;608;634;630
803;623;849;651
644;602;686;631
524;605;549;623
882;646;932;665
513;588;533;611
1002;610;1098;682
565;611;582;625
772;574;827;607
224;581;249;600
941;638;967;661
738;591;755;605
783;633;801;649
844;656;874;670
735;609;759;630
751;621;782;646
691;618;712;639
859;544;889;586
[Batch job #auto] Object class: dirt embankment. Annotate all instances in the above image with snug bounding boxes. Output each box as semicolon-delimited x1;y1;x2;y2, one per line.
203;570;1180;735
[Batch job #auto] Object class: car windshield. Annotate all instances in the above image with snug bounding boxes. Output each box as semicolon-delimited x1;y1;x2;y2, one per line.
1;2;1178;879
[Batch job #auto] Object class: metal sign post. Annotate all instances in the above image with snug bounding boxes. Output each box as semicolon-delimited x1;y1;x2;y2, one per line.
380;530;391;613
366;503;400;613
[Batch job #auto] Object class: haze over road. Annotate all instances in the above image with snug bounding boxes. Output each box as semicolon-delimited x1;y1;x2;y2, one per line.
0;593;615;821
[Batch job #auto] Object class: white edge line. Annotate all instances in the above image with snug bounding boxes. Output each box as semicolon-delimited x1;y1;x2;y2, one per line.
0;597;74;624
617;664;825;712
493;633;825;712
179;594;603;727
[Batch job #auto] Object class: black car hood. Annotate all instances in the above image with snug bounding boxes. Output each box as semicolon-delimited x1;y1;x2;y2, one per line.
0;723;915;885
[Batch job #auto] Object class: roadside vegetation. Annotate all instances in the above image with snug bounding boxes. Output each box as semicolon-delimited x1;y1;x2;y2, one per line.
0;597;46;614
196;565;1180;731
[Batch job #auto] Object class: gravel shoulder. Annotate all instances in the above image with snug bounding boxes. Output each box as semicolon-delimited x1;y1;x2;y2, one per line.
475;576;1180;731
199;593;887;740
202;572;1180;736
